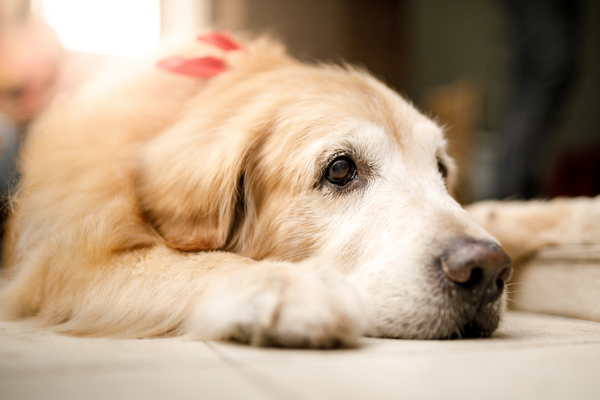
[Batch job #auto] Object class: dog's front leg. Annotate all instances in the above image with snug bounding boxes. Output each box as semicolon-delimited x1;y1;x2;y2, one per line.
183;255;368;347
467;196;600;260
2;245;366;347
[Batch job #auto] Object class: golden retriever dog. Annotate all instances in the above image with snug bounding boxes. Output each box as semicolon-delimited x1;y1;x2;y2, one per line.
0;32;515;347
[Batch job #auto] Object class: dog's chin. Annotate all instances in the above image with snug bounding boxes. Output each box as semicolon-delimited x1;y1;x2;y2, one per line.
435;284;506;340
442;306;503;340
369;295;505;340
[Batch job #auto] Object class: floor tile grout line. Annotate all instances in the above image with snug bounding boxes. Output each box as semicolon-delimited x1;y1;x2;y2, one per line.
204;341;308;400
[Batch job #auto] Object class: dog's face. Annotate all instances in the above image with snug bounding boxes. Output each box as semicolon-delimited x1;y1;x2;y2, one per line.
138;44;511;339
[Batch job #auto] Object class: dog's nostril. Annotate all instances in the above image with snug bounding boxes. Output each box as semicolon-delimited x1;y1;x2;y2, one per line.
464;267;483;287
440;239;512;303
498;265;513;283
496;278;504;291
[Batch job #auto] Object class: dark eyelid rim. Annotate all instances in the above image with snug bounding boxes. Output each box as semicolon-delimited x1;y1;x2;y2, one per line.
437;158;448;179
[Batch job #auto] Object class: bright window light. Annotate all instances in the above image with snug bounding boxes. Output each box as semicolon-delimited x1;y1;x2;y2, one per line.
39;0;160;56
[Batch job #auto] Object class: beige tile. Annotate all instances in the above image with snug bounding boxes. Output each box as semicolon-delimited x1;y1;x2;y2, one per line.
2;312;600;400
0;320;225;372
0;320;294;400
205;312;600;400
0;368;272;400
238;343;600;400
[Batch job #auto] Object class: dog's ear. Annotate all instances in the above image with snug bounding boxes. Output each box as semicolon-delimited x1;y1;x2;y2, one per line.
135;117;252;251
140;33;290;251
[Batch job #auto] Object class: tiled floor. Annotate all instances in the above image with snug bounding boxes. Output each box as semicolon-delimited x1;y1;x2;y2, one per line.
1;312;599;400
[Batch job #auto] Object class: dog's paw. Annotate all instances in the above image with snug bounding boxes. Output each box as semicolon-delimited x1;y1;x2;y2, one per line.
467;197;600;259
182;259;368;348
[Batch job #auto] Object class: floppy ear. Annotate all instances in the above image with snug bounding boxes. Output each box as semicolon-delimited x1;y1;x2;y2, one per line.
135;117;250;251
140;32;288;250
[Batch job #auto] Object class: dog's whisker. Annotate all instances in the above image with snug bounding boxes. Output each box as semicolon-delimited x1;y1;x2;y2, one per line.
506;282;533;287
504;298;525;306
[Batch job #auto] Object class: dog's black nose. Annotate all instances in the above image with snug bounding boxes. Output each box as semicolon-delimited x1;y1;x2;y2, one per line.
440;240;512;305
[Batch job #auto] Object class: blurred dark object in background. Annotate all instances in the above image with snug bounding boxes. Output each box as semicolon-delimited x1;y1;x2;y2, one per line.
214;0;412;95
547;145;600;198
426;80;482;205
496;0;582;199
0;0;598;221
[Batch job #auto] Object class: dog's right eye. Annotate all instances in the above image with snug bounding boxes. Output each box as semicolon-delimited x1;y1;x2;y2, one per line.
326;156;357;187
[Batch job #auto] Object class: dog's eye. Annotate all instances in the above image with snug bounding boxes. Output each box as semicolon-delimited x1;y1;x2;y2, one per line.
438;160;448;180
326;156;356;186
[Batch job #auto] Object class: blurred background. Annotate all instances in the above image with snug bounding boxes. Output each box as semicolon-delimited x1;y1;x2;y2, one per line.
1;0;599;206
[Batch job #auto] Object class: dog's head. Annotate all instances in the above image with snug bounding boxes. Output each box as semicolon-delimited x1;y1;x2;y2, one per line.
137;35;512;339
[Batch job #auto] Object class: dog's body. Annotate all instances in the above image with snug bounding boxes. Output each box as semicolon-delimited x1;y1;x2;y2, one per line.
0;34;518;346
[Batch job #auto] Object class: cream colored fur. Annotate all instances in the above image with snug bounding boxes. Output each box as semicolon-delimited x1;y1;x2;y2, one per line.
467;196;600;261
1;35;510;346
